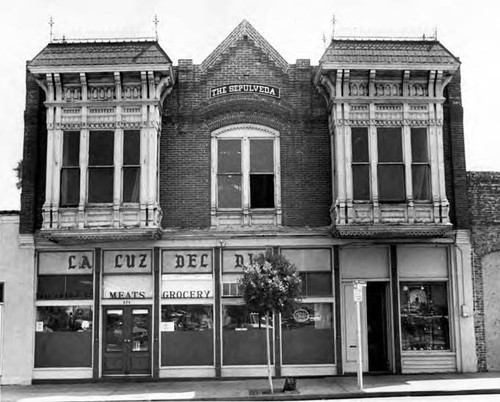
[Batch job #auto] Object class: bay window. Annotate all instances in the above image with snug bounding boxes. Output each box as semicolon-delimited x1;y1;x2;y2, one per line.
351;127;370;200
122;130;141;203
411;128;431;201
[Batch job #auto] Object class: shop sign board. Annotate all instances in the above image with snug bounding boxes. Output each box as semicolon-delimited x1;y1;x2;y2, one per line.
103;250;152;274
353;281;366;302
162;250;212;273
222;249;266;272
210;84;280;99
38;251;94;275
102;275;153;299
161;277;213;299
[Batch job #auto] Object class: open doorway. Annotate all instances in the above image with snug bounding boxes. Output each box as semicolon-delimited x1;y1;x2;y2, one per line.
366;282;390;372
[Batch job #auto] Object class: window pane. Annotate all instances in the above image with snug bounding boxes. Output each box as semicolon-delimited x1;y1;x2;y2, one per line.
222;305;269;365
282;303;334;364
378;128;402;162
250;174;274;208
123;167;140;203
299;272;332;296
411;128;429;162
123;130;140;165
218;174;242;208
88;168;114;203
412;165;431;201
218;140;241;173
161;305;214;366
35;306;93;368
62;132;80;167
400;283;450;351
378;165;405;202
60;169;80;207
351;127;369;162
37;275;93;300
89;131;114;166
250;139;273;172
352;165;370;200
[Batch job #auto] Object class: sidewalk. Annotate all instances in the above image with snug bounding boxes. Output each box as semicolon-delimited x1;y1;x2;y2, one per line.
1;372;500;402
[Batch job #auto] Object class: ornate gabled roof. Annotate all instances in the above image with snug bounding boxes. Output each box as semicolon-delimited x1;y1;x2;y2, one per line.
28;40;172;72
201;20;288;73
320;39;460;70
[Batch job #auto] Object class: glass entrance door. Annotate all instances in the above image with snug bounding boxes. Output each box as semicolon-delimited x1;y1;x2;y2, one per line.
103;306;151;375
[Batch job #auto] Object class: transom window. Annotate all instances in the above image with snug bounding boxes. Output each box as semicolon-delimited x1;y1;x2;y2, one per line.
211;124;281;226
351;126;431;203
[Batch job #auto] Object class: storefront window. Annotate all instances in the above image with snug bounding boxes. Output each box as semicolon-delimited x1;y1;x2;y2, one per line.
35;306;93;367
282;303;334;364
400;282;450;351
299;272;332;296
37;274;93;299
222;305;271;366
161;305;214;366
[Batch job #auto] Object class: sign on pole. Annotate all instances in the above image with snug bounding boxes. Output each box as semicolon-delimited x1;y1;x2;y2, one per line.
353;280;366;391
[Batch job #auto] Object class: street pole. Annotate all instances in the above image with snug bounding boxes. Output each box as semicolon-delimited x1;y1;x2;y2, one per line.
356;295;363;390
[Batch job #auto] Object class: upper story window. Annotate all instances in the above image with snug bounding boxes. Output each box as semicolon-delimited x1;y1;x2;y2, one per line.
351;126;431;203
88;131;114;204
211;124;281;227
59;129;141;207
60;131;80;207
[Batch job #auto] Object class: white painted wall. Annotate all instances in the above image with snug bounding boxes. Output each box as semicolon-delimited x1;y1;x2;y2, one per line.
482;251;500;371
0;214;35;384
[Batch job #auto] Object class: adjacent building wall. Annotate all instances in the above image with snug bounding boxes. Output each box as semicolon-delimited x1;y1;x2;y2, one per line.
0;212;35;384
468;171;500;371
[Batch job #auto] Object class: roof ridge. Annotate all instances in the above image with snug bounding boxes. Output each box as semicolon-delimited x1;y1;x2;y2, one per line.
201;20;288;73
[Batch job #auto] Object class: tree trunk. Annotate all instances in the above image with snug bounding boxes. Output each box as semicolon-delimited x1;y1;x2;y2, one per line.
266;312;273;393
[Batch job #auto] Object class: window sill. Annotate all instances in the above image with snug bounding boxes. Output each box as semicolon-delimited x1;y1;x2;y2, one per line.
212;210;280;228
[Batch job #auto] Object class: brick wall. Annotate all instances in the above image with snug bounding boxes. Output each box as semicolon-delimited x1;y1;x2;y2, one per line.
160;35;331;229
467;171;500;371
444;69;470;230
20;68;46;234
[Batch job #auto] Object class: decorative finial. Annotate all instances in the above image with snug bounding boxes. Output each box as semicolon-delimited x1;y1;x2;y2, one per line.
434;26;438;40
332;14;337;40
322;33;327;47
49;16;54;42
153;14;159;41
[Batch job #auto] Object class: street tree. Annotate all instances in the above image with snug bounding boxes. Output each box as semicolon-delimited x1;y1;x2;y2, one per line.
238;250;302;393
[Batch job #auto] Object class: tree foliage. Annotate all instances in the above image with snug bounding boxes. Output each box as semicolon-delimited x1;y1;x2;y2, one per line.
238;250;302;317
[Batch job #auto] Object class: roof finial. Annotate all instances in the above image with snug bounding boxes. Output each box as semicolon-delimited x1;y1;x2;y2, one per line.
434;26;438;40
153;14;159;41
49;16;54;42
332;14;337;40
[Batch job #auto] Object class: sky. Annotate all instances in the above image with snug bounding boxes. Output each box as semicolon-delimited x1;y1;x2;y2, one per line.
0;0;498;210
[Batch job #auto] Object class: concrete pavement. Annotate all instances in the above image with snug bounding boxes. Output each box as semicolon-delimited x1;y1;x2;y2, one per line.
1;372;500;401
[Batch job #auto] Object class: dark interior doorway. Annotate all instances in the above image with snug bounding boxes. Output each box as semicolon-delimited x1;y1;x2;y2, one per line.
366;282;389;372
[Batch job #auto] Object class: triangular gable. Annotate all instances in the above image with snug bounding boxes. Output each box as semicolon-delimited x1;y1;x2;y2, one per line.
201;20;288;74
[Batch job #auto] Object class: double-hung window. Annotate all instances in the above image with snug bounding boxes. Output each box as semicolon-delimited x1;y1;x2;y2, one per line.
377;127;405;202
351;127;370;201
60;131;80;207
122;130;141;203
411;128;431;201
212;125;280;226
88;131;114;204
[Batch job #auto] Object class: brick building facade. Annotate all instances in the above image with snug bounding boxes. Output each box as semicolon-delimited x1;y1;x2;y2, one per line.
4;20;479;383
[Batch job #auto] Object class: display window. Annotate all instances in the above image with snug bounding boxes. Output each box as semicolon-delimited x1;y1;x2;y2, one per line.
222;305;272;366
281;303;334;364
35;306;93;368
400;282;450;351
160;305;214;366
